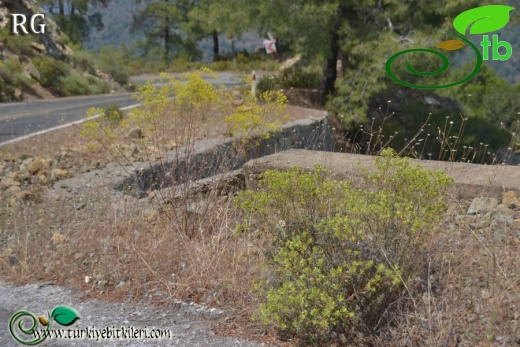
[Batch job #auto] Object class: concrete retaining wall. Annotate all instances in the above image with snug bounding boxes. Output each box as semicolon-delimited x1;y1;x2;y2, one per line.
114;112;336;196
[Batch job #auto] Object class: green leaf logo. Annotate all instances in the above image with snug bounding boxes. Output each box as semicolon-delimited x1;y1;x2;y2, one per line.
51;306;80;326
453;5;514;35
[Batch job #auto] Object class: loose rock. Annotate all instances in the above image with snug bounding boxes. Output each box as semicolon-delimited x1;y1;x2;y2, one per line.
503;191;519;209
52;168;69;180
1;178;20;189
27;158;44;175
126;127;144;139
13;190;35;202
467;197;498;215
11;172;21;182
51;232;67;244
38;174;49;185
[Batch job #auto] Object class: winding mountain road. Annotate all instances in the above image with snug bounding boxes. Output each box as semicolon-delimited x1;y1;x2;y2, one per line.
0;93;138;144
0;72;242;145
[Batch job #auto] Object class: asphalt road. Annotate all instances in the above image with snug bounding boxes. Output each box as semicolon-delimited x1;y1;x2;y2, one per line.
0;93;138;144
0;72;242;145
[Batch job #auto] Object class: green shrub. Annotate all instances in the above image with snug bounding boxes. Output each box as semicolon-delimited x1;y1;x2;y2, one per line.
237;149;453;344
126;58;145;76
33;56;69;93
256;59;280;72
211;60;229;71
278;64;322;89
0;27;35;57
256;76;277;94
168;58;191;73
167;59;204;73
0;59;34;101
59;74;90;96
143;60;164;74
71;49;97;74
235;52;249;65
59;74;110;96
95;45;131;85
87;75;111;94
106;66;130;86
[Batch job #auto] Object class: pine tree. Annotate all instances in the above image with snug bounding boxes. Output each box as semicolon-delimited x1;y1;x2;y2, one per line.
250;0;509;109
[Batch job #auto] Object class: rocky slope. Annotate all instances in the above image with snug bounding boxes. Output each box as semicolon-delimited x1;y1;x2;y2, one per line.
0;0;67;100
0;0;71;58
0;0;115;101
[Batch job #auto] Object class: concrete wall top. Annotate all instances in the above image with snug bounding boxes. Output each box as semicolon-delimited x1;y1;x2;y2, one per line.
243;150;520;198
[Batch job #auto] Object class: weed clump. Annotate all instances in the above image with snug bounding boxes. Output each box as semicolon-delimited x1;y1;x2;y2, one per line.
224;89;287;147
237;148;454;345
102;103;124;124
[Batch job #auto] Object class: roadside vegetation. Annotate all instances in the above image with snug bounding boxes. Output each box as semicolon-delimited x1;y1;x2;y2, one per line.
237;153;453;345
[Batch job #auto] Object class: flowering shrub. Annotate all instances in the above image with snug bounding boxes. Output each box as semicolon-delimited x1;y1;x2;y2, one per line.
237;149;454;344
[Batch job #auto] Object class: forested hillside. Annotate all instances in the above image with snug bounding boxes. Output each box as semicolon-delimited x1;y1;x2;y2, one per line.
83;0;140;51
84;0;262;61
85;0;520;81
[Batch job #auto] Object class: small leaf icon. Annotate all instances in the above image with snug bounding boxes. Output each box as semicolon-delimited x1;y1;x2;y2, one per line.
437;40;465;51
51;306;80;326
38;316;49;326
453;5;514;35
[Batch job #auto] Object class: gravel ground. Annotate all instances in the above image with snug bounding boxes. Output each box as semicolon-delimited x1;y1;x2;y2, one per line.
0;281;266;347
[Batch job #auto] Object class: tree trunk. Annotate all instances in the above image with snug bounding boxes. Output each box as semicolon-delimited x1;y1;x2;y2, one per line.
59;0;64;15
319;3;346;105
212;32;220;62
163;0;170;66
164;24;170;66
319;29;339;105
